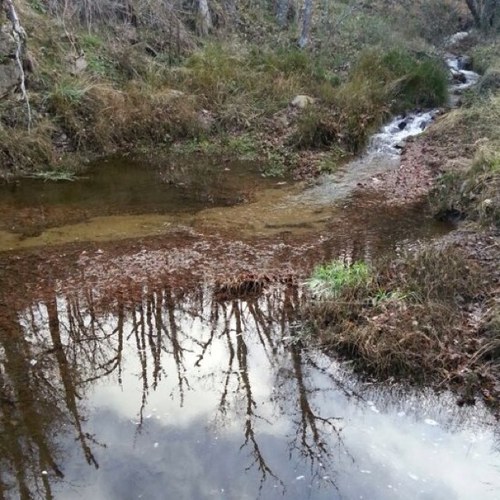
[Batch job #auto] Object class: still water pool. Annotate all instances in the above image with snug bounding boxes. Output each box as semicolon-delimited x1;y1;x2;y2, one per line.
1;282;498;499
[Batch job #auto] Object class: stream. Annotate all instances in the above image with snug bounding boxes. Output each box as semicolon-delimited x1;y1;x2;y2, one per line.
1;55;498;499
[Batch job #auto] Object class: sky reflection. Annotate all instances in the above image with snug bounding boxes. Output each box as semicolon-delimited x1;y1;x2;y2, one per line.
1;282;499;499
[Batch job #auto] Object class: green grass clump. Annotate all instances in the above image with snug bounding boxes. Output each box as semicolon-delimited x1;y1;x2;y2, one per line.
350;49;449;113
306;260;372;299
23;170;79;181
225;134;258;160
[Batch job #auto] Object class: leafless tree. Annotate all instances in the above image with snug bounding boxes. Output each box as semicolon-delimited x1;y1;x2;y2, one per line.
465;0;499;29
298;0;313;48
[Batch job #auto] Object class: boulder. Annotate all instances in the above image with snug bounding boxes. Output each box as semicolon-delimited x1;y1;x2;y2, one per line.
197;109;215;132
458;55;473;71
452;71;467;84
445;31;469;48
291;94;315;109
0;24;22;99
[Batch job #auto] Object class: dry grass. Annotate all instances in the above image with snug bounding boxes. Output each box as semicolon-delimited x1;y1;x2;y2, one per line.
304;247;487;384
0;120;57;175
47;81;203;152
430;94;500;228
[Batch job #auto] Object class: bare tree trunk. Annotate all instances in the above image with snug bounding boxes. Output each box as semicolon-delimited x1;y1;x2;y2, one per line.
483;0;498;27
465;0;482;25
3;0;31;131
198;0;212;36
298;0;313;48
465;0;499;29
276;0;289;27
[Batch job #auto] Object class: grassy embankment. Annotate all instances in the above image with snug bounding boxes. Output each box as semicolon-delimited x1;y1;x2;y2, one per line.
0;0;452;179
304;33;500;410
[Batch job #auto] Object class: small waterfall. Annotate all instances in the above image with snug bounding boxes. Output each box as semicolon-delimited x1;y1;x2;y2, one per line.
369;110;438;155
294;44;481;207
369;52;480;156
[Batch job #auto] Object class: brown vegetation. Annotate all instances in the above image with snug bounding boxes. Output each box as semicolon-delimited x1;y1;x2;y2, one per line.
304;242;499;411
0;0;462;178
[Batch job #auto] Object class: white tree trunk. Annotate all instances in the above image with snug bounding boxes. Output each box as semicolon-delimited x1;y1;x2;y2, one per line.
198;0;212;36
298;0;313;48
3;0;31;131
276;0;289;27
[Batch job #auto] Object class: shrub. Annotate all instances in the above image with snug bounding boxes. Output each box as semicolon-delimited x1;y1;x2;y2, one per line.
351;49;449;112
295;48;449;153
292;107;339;149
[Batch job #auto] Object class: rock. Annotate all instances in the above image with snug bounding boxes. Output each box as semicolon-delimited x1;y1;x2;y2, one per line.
276;114;289;127
197;109;214;132
446;31;469;48
291;94;315;109
397;120;407;130
0;24;22;99
73;54;87;74
458;55;472;71
165;89;185;99
419;119;429;130
452;72;467;84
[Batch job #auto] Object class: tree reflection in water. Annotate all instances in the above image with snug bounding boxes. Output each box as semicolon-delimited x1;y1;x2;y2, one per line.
0;278;349;498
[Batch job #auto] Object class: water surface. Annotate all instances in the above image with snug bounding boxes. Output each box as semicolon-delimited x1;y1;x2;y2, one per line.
1;282;499;499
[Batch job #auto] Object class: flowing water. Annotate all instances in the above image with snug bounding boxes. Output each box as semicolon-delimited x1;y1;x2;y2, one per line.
1;54;497;499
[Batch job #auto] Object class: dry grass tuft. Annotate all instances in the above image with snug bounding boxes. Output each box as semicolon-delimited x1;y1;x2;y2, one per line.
0;120;57;175
304;247;487;384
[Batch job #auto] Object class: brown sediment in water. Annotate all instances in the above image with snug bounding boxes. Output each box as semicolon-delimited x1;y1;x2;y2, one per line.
0;194;449;306
0;133;495;418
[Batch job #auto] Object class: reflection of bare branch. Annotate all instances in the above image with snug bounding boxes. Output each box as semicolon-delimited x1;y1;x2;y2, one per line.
1;279;352;497
0;303;65;496
286;344;343;488
163;288;191;405
306;356;364;402
147;295;162;389
46;295;99;469
219;324;236;415
230;301;282;491
132;306;149;427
